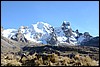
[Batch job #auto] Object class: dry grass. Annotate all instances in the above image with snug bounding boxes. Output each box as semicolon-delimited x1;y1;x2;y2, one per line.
1;52;98;66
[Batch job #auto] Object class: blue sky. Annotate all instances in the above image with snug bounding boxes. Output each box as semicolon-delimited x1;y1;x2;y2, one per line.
1;1;99;36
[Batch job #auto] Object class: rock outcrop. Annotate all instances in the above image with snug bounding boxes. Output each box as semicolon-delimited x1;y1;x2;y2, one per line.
46;27;58;46
11;29;28;43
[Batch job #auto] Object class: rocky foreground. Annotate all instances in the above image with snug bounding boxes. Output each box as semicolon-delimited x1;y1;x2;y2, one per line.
1;44;99;66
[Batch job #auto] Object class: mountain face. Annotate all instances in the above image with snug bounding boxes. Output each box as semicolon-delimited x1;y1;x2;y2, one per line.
1;21;98;46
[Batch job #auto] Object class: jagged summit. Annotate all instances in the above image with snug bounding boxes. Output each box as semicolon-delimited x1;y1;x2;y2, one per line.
2;21;94;46
62;21;71;29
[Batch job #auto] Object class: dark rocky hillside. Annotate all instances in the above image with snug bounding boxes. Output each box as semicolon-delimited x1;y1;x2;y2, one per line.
22;45;99;61
81;36;99;47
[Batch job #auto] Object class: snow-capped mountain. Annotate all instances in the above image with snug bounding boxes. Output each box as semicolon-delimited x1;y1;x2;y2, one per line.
2;21;92;46
2;29;18;38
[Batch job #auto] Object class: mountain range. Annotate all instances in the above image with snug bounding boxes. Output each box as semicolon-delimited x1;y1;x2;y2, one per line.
1;21;99;47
